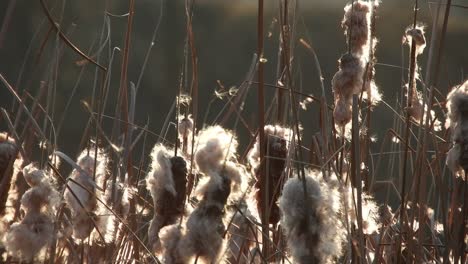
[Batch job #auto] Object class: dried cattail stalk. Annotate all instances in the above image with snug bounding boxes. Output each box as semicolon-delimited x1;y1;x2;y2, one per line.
64;148;107;240
147;144;187;252
278;170;345;264
177;126;246;263
248;125;291;226
446;80;468;176
3;163;59;261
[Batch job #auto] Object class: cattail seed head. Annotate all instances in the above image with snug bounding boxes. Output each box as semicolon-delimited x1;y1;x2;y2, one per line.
279;170;345;264
332;54;364;130
175;126;245;263
178;115;194;141
248;125;291;226
0;133;18;180
333;97;353;127
160;224;185;264
64;147;107;240
342;1;376;58
3;164;58;261
446;80;468;175
404;25;426;56
195;125;238;174
147;144;188;252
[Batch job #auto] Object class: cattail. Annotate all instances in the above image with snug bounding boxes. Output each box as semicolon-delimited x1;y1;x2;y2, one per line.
64;148;107;240
0;149;24;243
4;163;58;261
0;133;19;216
278;170;345;264
332;53;364;129
378;205;394;227
403;24;440;129
0;133;18;181
178;115;194;156
404;25;426;57
160;224;185;264
445;80;468;176
335;1;381;132
404;24;425;112
194;126;238;174
342;1;373;58
88;149;114;244
177;126;246;263
248;125;291;227
147;144;187;252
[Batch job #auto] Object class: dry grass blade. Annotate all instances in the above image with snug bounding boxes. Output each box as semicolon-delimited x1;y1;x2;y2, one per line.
39;0;106;71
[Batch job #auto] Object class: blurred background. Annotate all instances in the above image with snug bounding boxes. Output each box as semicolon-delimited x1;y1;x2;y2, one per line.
0;0;466;176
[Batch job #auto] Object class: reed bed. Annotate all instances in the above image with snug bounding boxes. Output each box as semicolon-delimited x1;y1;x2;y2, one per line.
0;0;466;263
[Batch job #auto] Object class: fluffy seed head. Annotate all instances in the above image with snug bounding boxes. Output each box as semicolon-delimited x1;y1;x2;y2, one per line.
405;25;426;55
160;224;184;264
195;125;238;174
4;211;54;261
64;147;108;240
178;115;194;140
147;145;176;196
445;80;468;133
332;53;365;129
342;1;375;58
248;125;291;169
279;171;345;264
248;125;291;226
147;144;188;252
445;80;468;174
177;125;245;263
4;165;58;261
0;133;18;180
